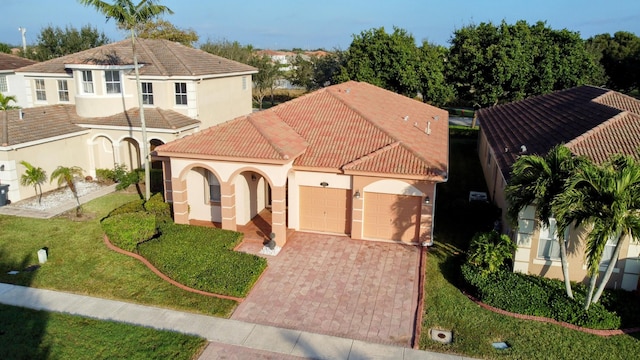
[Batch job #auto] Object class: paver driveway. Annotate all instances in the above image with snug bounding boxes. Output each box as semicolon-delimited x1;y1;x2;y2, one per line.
232;233;421;347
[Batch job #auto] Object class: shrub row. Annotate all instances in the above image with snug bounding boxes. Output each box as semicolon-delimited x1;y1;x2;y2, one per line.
101;194;266;298
461;263;621;330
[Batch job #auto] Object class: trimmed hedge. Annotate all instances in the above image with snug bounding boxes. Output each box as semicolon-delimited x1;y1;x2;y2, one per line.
138;224;267;298
101;195;267;298
461;263;621;330
102;212;157;252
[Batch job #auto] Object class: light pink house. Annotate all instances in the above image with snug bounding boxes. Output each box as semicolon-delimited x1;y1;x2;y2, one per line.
155;81;449;247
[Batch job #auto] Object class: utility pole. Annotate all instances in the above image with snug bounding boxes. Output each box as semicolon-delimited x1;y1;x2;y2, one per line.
18;27;26;53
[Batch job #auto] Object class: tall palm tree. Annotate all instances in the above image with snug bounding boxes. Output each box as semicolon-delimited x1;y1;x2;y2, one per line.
78;0;173;200
1;93;19;146
555;155;640;309
50;166;84;206
19;161;47;205
505;144;586;299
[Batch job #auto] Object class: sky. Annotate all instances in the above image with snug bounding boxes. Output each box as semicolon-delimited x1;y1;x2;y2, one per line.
2;0;640;50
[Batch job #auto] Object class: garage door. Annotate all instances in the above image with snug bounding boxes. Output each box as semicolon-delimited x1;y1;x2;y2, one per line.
299;186;351;234
364;193;420;243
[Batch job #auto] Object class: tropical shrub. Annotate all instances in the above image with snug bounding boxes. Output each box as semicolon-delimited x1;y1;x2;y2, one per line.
466;230;517;274
461;264;621;329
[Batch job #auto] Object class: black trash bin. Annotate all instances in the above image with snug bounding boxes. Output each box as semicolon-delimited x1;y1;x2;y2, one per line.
0;184;9;206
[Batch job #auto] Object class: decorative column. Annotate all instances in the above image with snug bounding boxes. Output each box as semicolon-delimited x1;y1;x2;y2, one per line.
171;177;189;224
220;181;237;231
271;185;287;246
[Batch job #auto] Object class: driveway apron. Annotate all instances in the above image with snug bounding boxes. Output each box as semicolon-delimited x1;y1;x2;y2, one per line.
232;233;421;347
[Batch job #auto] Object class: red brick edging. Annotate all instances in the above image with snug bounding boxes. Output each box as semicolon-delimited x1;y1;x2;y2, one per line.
412;246;427;349
103;235;244;303
464;292;640;336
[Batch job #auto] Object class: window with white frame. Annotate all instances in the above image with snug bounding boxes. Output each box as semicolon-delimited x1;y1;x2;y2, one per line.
537;218;567;260
82;70;94;94
599;236;618;269
35;79;46;101
0;75;7;92
57;80;69;102
141;82;153;105
105;70;121;94
175;82;187;105
207;171;221;203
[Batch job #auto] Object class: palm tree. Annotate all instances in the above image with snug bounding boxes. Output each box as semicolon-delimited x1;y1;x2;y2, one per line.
50;166;84;206
555;154;640;310
1;93;19;146
19;161;47;205
78;0;173;200
505;144;586;299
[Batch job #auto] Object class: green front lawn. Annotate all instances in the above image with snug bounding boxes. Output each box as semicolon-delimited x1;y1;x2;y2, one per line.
420;135;640;359
0;192;237;317
0;304;206;360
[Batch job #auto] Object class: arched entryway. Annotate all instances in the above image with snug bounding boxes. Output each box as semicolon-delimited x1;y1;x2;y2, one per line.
149;139;165;193
234;170;274;242
92;135;116;170
119;137;141;171
184;166;222;223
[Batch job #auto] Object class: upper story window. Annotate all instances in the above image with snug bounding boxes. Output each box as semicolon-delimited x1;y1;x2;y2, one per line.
142;82;154;105
0;75;7;92
57;80;69;102
35;79;46;101
105;70;121;94
82;70;94;94
175;82;187;105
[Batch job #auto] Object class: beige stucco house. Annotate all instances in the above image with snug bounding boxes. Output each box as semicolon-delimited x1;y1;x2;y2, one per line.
155;81;449;247
0;39;256;203
477;85;640;291
0;52;36;107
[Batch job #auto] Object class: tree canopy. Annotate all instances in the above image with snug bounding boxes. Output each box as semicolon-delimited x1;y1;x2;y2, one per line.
136;19;198;47
0;42;11;54
200;39;254;64
447;20;601;107
23;24;110;61
586;31;640;93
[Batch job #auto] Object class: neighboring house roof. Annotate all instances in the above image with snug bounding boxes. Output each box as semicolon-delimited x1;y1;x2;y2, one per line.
1;105;86;147
156;81;449;180
0;53;36;72
16;38;257;77
477;85;640;181
74;107;200;130
0;105;199;147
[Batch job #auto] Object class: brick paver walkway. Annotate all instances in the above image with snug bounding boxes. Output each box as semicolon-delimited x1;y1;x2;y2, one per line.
232;233;421;347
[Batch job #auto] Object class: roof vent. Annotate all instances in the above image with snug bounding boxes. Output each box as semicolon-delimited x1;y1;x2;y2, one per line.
433;115;439;121
19;110;24;120
504;147;509;153
345;88;350;94
403;115;409;121
520;145;527;153
425;122;431;135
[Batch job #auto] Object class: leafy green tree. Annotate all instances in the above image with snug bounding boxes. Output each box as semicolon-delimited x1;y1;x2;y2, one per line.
136;19;198;47
313;51;345;88
0;42;11;54
1;93;19;147
506;145;587;299
24;25;109;61
288;54;315;90
249;55;281;109
338;27;423;97
50;166;84;207
79;0;173;201
586;31;640;93
555;155;640;310
200;39;254;64
418;41;454;106
19;161;47;205
467;230;517;275
447;20;600;107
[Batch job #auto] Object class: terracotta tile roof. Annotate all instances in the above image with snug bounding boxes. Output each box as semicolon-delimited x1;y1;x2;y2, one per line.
157;81;449;180
0;53;36;71
1;105;86;146
74;107;199;130
477;85;640;181
16;38;257;77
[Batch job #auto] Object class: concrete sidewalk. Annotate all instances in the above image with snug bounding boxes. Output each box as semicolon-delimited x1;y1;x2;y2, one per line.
0;283;472;359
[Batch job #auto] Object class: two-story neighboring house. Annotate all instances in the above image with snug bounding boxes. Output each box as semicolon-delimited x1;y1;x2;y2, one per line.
0;52;36;107
1;39;256;203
